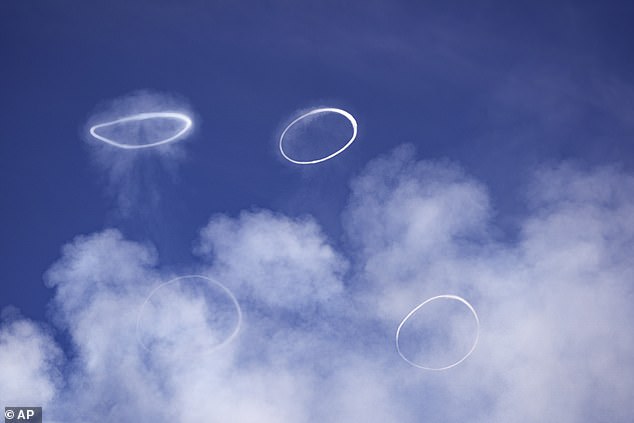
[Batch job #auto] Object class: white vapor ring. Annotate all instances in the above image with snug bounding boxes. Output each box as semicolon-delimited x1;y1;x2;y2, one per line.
395;294;480;371
89;112;192;149
136;274;242;354
279;107;358;164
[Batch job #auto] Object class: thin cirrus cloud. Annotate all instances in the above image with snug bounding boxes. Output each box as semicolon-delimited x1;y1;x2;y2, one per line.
1;146;633;422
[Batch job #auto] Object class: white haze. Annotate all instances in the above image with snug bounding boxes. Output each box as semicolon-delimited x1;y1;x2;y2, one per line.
1;146;633;422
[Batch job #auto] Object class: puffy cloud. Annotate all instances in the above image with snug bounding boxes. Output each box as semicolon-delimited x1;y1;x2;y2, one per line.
197;210;348;310
472;163;634;423
2;147;634;422
343;145;492;321
0;315;61;407
344;149;634;422
42;230;167;421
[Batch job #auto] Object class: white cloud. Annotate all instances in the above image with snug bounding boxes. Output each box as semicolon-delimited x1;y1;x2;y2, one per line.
343;145;492;321
197;210;348;310
344;148;634;422
0;316;61;407
1;147;633;422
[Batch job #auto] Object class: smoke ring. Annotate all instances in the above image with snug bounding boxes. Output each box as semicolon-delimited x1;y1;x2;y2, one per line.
136;274;242;355
395;294;480;371
89;112;192;149
279;107;358;164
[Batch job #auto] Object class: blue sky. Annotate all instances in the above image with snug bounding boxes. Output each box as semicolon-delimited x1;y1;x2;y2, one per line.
1;1;634;421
